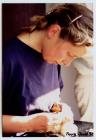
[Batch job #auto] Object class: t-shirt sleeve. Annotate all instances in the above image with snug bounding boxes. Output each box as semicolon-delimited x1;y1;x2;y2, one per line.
58;65;64;91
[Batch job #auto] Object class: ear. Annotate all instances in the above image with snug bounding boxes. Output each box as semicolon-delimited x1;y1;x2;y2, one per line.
47;24;61;38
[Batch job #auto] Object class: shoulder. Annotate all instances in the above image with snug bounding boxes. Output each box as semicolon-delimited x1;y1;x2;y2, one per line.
3;38;18;53
3;37;23;60
3;38;20;67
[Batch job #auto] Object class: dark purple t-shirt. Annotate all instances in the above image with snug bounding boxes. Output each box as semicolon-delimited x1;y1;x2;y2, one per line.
2;38;63;116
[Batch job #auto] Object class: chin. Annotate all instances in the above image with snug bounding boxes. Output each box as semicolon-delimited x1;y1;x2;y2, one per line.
47;61;55;64
44;59;52;64
64;63;71;67
48;61;58;64
44;59;56;64
43;56;57;64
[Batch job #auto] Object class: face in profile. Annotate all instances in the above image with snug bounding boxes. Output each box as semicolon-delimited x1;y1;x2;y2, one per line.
42;35;86;66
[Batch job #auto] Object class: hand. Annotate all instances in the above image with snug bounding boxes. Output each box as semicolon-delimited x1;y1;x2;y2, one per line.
26;113;48;133
26;112;60;133
32;115;49;133
26;103;73;134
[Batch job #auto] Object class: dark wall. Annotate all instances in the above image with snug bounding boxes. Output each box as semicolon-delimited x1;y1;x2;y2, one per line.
2;4;45;42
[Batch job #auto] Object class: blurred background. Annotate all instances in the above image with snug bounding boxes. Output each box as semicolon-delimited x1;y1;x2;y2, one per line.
2;3;93;121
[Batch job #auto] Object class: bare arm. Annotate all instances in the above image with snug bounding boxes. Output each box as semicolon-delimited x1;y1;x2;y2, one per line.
3;105;74;135
2;114;48;134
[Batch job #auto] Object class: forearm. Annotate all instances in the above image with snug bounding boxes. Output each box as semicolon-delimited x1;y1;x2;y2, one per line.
2;115;32;133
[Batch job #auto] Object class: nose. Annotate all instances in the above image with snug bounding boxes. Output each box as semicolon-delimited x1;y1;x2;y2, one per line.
56;59;72;66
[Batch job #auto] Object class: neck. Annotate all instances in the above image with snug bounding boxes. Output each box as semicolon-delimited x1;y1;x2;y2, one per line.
17;30;45;53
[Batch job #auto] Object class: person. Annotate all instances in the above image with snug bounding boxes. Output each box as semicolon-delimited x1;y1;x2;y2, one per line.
2;3;93;136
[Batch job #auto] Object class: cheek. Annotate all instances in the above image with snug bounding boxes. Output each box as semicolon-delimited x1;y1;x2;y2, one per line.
56;50;67;59
42;47;56;61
